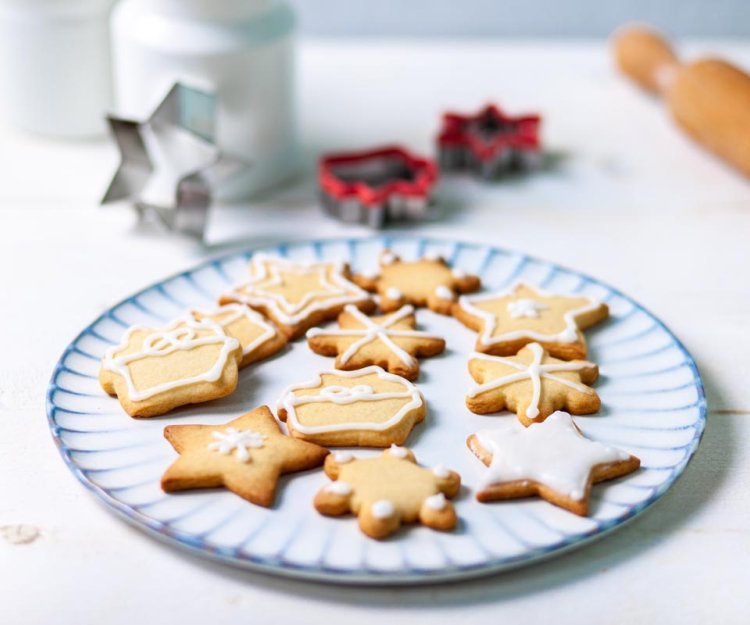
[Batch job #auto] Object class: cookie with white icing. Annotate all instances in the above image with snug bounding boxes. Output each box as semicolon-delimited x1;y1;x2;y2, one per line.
467;411;639;515
353;250;481;315
277;366;426;447
454;282;609;360
466;342;600;425
314;446;461;539
190;303;287;368
306;304;445;380
161;406;328;507
100;318;242;418
220;253;375;340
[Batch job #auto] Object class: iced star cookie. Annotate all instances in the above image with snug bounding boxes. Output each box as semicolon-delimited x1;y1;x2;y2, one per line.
353;250;481;315
220;253;375;340
454;282;609;360
314;446;461;539
190;303;286;368
306;304;445;380
100;319;241;418
161;406;328;507
277;366;425;447
467;411;640;515
466;342;600;425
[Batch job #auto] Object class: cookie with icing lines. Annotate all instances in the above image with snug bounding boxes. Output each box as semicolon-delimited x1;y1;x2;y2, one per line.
314;446;461;539
466;342;600;425
277;366;425;447
467;411;640;515
100;318;242;418
220;253;375;340
306;304;445;380
161;406;328;507
190;303;286;368
353;250;481;315
454;282;608;360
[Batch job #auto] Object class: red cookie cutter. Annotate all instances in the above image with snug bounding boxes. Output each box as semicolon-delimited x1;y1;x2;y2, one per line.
319;145;438;228
437;104;542;178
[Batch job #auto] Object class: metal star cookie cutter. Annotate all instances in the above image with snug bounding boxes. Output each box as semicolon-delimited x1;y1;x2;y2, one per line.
102;82;249;238
437;104;542;179
318;145;438;229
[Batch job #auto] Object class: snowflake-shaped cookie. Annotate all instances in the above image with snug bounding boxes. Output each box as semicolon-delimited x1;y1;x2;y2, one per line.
466;342;600;425
220;253;374;339
353;250;481;315
454;282;609;360
314;446;461;539
161;406;329;507
306;304;445;380
468;411;640;515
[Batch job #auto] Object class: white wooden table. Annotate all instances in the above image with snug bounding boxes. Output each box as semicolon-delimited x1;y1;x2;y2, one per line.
2;40;749;624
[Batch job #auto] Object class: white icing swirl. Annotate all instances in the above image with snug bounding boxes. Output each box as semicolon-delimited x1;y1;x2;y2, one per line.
388;444;409;458
325;481;353;496
424;493;447;510
507;298;548;319
371;499;396;519
431;464;450;479
434;285;454;301
385;287;402;301
207;428;266;463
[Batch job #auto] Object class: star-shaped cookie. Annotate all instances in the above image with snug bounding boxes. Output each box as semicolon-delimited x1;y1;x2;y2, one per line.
220;253;374;339
161;406;329;507
314;446;461;539
305;304;445;380
466;342;600;425
454;282;608;360
353;250;481;315
467;411;640;515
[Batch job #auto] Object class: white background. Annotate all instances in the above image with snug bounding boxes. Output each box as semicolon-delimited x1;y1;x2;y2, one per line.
2;40;749;623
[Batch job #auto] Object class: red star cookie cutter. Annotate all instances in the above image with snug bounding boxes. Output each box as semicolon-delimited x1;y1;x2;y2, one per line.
319;145;438;228
437;104;542;178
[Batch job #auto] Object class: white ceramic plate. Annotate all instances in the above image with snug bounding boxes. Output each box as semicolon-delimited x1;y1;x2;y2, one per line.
47;235;706;584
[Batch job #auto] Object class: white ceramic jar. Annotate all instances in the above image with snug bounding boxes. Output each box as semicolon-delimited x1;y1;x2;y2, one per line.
0;0;113;138
111;0;299;200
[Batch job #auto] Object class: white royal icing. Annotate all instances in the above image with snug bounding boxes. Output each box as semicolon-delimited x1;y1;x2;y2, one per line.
223;253;370;326
325;481;353;496
385;287;402;301
102;319;240;402
333;451;354;464
388;444;409;458
306;304;443;368
474;411;631;501
467;343;595;419
423;251;442;261
434;285;454;301
452;268;467;279
278;366;424;435
432;464;450;479
507;298;549;319
371;499;396;519
424;492;447;511
380;252;397;265
457;282;603;346
207;427;266;463
191;303;276;357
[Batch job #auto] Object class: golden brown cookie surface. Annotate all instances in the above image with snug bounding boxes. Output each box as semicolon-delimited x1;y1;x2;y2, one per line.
314;446;461;539
161;406;328;507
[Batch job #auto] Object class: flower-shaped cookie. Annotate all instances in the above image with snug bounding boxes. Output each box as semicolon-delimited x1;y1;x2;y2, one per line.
466;342;600;425
220;253;374;339
467;411;640;515
100;318;241;418
314;446;461;539
454;282;609;360
306;304;445;380
277;366;425;447
161;406;329;507
353;250;481;315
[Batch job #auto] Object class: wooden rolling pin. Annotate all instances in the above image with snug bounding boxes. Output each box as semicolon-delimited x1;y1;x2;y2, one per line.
613;25;750;177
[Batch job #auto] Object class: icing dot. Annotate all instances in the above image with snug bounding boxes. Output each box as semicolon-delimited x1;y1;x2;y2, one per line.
507;298;548;319
371;499;396;519
435;286;454;300
359;268;379;279
333;451;354;464
325;481;353;496
385;287;402;301
432;464;450;478
452;268;466;279
388;444;409;459
425;493;447;510
423;251;441;261
381;252;397;265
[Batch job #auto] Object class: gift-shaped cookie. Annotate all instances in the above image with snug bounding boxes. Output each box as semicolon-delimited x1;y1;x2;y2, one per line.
100;319;241;418
353;250;481;315
277;366;425;447
466;342;600;425
306;304;445;380
314;446;461;539
221;253;374;340
454;282;608;360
